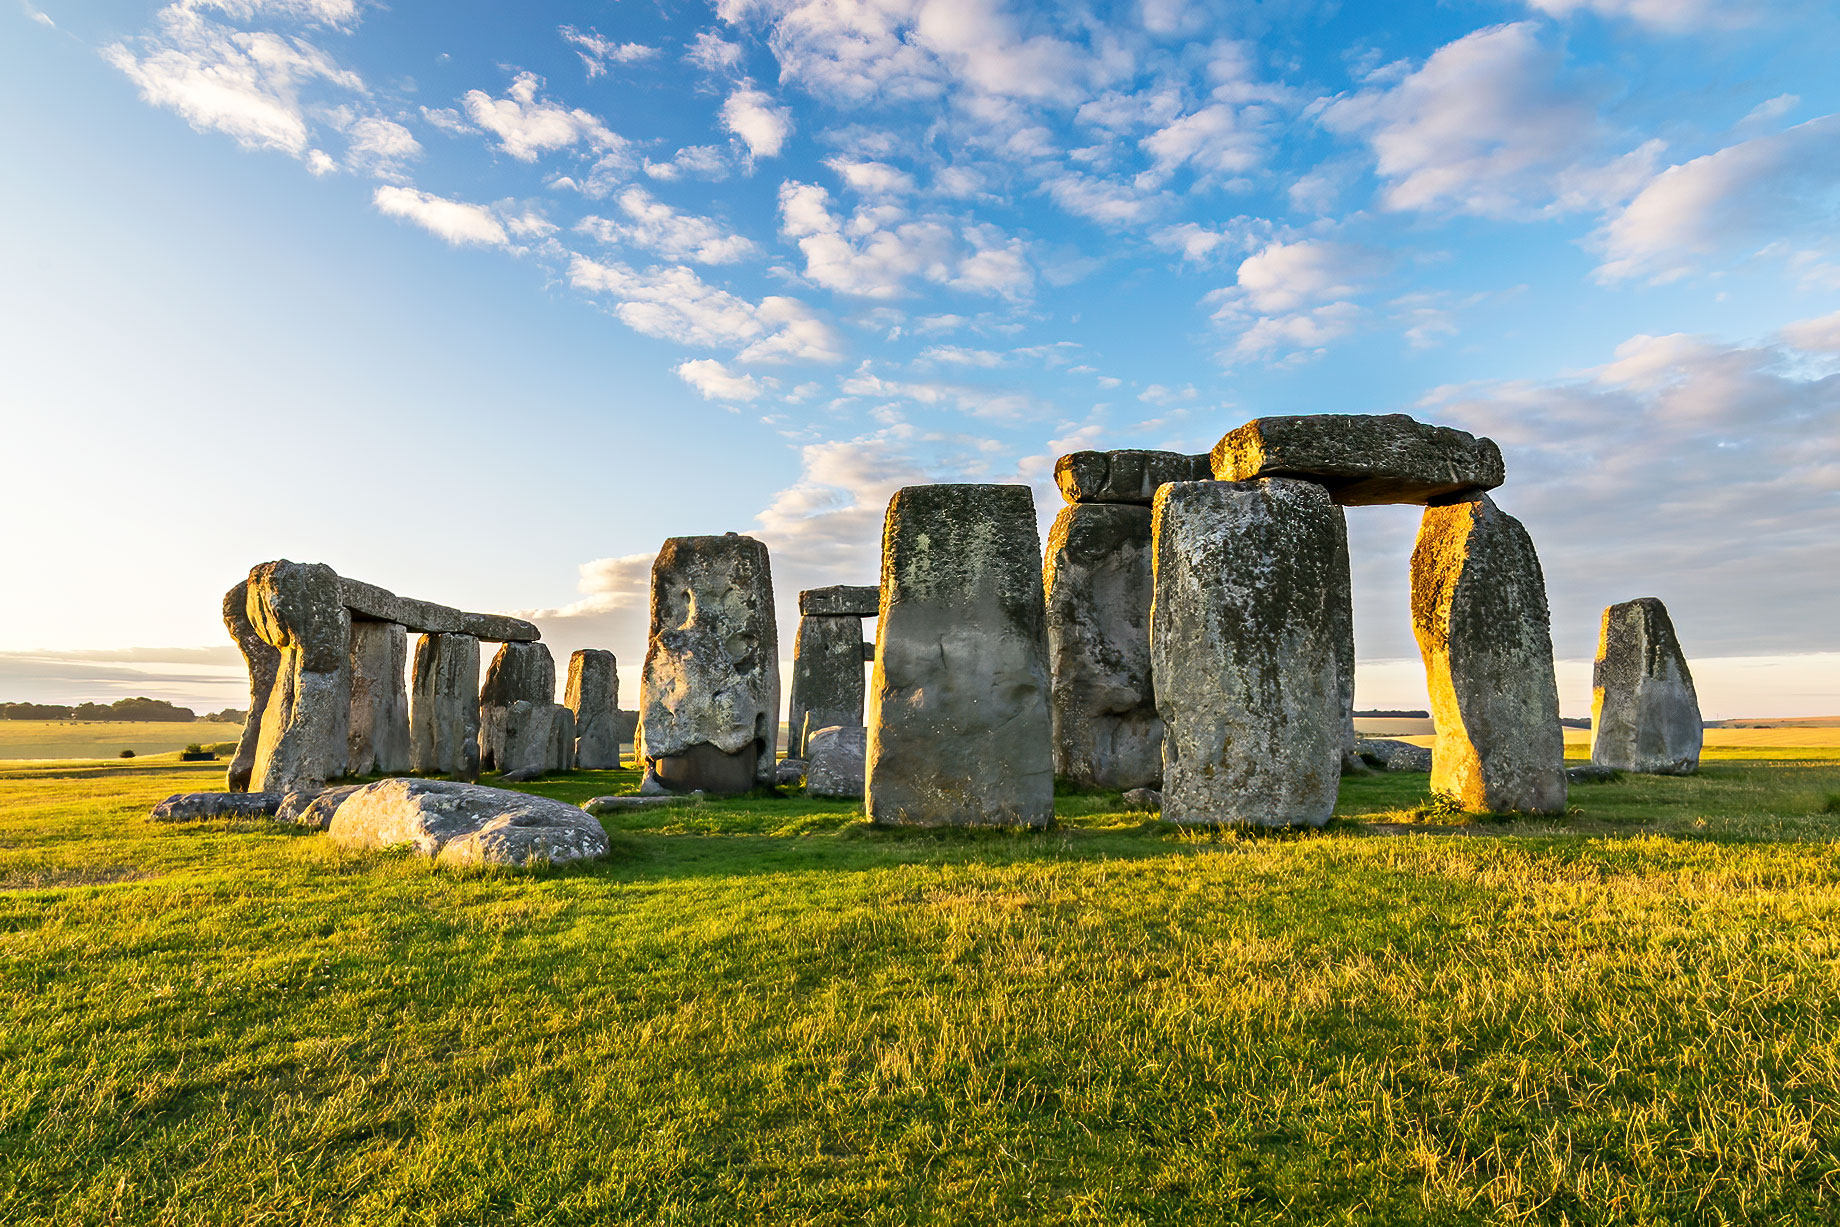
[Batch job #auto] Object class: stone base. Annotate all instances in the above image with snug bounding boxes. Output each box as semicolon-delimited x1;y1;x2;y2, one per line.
651;741;760;795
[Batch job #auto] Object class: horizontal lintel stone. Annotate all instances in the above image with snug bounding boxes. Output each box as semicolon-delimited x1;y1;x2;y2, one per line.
340;577;539;642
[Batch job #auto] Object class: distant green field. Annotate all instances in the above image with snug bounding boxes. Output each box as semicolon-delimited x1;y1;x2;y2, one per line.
6;756;1840;1224
0;720;244;761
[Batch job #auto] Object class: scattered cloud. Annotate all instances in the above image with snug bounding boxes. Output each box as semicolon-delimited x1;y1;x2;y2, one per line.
685;29;744;75
721;83;794;159
579;187;759;263
559;25;657;78
643;145;731;181
462;71;625;162
676;357;768;402
569;255;844;363
372;185;509;246
778;181;1033;301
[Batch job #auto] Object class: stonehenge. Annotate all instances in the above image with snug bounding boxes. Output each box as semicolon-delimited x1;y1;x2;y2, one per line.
327;779;610;867
410;632;482;780
637;533;780;794
804;724;867;799
480;642;573;775
1212;413;1504;506
244;560;351;795
347;621;411;776
566;649;622;769
787;585;875;758
222;580;278;793
867;484;1054;828
1591;597;1702;775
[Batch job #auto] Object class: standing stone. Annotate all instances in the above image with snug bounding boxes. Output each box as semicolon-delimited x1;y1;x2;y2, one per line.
637;533;780;794
1411;495;1566;814
347;621;411;776
222;580;279;793
1044;501;1162;790
566;649;621;769
1591;597;1702;775
804;725;867;798
787;614;867;758
1328;506;1361;773
1150;479;1344;828
867;484;1053;827
246;560;352;795
410;632;480;779
1211;413;1504;506
479;642;557;772
484;699;577;776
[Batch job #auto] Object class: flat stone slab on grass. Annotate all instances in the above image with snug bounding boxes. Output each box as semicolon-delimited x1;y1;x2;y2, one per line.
1211;414;1504;506
582;793;701;814
150;791;281;822
328;779;610;867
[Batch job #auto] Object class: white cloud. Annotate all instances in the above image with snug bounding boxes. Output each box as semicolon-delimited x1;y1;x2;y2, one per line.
372;185;508;246
341;114;419;177
1141;102;1270;184
826;157;916;196
462;71;625;162
778;181;1033;300
184;0;362;28
677;358;768;402
579;187;759;264
917;345;1005;368
1779;309;1840;354
685;29;745;75
560;26;657;78
1521;0;1760;32
643;145;732;181
838;361;1047;419
1229;302;1362;361
568;255;844;363
1230;239;1380;313
1593;114;1840;284
1042;170;1165;226
419;105;474;135
721;84;794;159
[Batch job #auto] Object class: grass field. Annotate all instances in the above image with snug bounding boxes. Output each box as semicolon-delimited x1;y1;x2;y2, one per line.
0;720;245;760
6;752;1840;1224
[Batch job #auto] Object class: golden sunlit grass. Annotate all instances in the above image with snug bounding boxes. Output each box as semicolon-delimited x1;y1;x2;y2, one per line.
5;754;1840;1223
0;720;244;760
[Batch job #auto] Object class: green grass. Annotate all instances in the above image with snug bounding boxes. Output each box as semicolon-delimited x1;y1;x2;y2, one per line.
0;720;246;761
6;755;1840;1224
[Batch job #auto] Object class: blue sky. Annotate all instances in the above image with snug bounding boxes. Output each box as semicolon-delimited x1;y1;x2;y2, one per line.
3;0;1838;717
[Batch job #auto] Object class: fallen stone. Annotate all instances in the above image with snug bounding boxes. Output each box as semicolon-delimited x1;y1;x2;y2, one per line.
1044;501;1162;790
868;484;1054;827
1355;738;1433;773
805;725;867;799
583;793;700;815
347;620;411;776
327;778;610;867
1211;414;1504;506
775;759;807;787
565;649;621;769
1591;597;1702;775
246;560;352;795
276;783;365;830
1567;763;1622;784
1412;495;1566;814
479;642;557;772
338;577;539;642
1152;478;1345;827
500;767;543;783
410;632;481;779
222;580;279;793
799;585;880;617
638;533;780;793
1121;787;1162;812
787;612;867;758
1054;450;1212;505
150;791;281;822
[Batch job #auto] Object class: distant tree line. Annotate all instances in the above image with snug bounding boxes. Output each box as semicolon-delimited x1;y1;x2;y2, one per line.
0;697;245;723
1354;709;1430;719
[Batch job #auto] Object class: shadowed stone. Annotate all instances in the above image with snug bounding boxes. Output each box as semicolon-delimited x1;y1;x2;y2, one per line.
150;791;280;822
1054;450;1212;505
347;621;411;776
1044;501;1161;790
327;778;609;867
799;585;879;617
867;484;1053;828
1211;414;1504;506
410;632;480;779
638;533;780;794
338;577;538;642
1591;597;1702;775
479;642;557;771
246;560;351;795
1328;506;1360;773
805;725;866;798
1412;495;1566;814
481;699;576;777
1150;478;1344;828
566;649;621;769
787;612;867;758
276;783;365;829
222;580;279;793
1121;787;1161;812
1354;738;1432;773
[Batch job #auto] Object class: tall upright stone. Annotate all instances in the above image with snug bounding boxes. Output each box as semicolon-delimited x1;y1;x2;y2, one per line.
411;632;480;779
787;614;868;758
479;642;557;771
1591;597;1702;775
246;560;352;795
1150;479;1344;828
1044;501;1161;789
637;533;780;794
222;580;279;793
867;484;1053;827
347;620;411;775
1328;505;1360;773
1411;495;1566;814
566;649;621;769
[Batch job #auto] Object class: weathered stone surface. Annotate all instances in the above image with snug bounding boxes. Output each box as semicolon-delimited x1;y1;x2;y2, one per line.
799;585;880;617
1211;414;1504;506
338;577;539;642
1150;478;1345;828
1121;787;1162;812
246;560;352;795
867;484;1053;827
276;783;365;829
480;642;557;771
638;533;780;793
223;580;279;793
1411;495;1566;814
347;621;411;776
565;649;621;769
775;759;807;787
1354;738;1433;772
610;709;638;755
481;700;575;777
1054;450;1212;505
327;778;610;867
583;794;698;814
150;791;280;822
805;725;866;798
787;614;867;758
861;641;875;662
1044;502;1161;790
1328;505;1360;773
1591;597;1703;775
410;632;480;779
